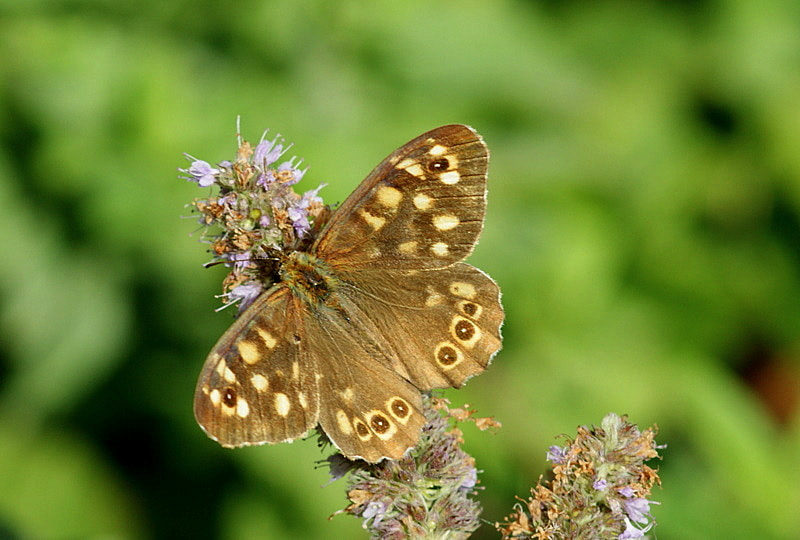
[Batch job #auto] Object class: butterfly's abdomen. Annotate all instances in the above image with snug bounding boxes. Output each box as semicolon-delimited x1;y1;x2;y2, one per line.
281;251;340;308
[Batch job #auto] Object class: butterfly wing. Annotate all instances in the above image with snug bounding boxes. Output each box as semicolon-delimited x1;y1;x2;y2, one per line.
194;286;321;447
337;262;503;391
312;124;489;271
301;305;427;462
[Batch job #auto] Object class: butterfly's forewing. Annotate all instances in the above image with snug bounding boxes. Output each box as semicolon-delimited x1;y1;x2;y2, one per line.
312;124;489;271
194;287;321;447
337;263;503;391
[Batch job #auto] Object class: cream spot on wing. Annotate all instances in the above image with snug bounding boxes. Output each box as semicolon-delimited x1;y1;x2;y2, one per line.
431;242;449;257
214;359;226;377
298;392;308;409
413;193;432;210
396;157;414;169
341;387;354;402
237;340;261;365
275;393;291;416
440;170;461;185
425;292;445;307
359;209;386;230
336;410;353;435
292;361;300;380
209;389;221;406
376;185;403;208
433;214;460;231
257;328;277;349
236;398;250;418
223;366;236;383
251;374;268;392
450;281;477;299
396;156;425;177
406;163;424;177
429;144;447;156
398;240;417;254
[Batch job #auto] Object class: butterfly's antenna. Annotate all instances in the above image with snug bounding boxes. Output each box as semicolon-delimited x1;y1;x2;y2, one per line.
203;254;281;269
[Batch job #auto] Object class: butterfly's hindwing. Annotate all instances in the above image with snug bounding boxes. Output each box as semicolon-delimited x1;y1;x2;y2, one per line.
337;262;503;391
194;287;321;447
313;125;489;271
301;308;426;462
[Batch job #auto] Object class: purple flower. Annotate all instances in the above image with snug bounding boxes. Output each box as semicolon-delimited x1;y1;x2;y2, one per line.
546;445;567;464
288;184;326;238
226;252;252;273
362;501;388;526
297;184;325;218
593;479;607;491
277;158;307;185
287;206;310;237
228;281;262;312
618;517;653;539
624;498;658;524
460;467;478;490
618;486;635;498
185;160;219;187
254;136;286;169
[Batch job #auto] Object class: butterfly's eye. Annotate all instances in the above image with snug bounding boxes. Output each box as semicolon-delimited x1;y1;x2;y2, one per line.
222;387;237;407
427;157;450;172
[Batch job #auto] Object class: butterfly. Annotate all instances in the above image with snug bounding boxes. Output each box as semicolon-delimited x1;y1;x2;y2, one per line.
194;124;504;463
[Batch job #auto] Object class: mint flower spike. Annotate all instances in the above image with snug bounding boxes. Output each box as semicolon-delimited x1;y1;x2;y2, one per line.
330;396;501;540
496;413;662;540
183;124;328;312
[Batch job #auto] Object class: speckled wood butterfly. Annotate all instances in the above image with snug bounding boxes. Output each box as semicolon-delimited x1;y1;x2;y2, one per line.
194;125;503;462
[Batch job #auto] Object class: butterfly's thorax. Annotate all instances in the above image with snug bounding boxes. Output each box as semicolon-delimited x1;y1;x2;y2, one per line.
280;251;340;309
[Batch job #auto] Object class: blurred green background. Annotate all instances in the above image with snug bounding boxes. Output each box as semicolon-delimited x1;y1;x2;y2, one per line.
1;1;799;538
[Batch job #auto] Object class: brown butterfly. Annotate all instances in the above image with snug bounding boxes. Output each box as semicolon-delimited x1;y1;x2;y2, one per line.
194;124;503;463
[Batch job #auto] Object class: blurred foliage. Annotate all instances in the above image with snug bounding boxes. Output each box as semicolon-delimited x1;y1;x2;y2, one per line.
1;0;799;539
